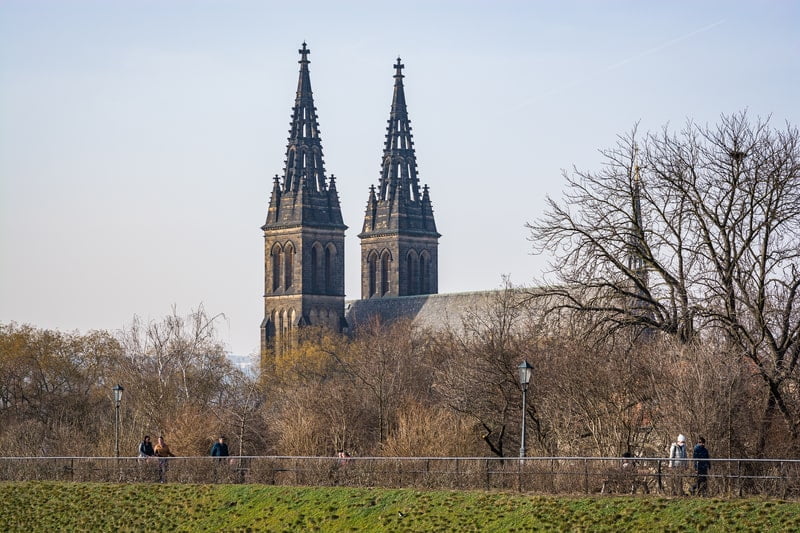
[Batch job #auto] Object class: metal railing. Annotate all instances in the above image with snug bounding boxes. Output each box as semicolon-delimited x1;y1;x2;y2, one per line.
2;456;799;497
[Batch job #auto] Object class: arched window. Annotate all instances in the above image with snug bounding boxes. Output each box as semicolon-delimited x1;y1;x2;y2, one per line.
284;243;294;289
406;250;418;295
279;309;290;354
277;308;284;343
380;251;391;296
368;251;378;297
324;244;334;294
311;244;320;292
420;251;430;294
271;243;282;292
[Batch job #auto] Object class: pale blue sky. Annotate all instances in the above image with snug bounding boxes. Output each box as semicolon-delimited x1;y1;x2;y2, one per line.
1;1;798;356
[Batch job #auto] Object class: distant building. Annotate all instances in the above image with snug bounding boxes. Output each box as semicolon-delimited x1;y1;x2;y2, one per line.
260;43;441;365
227;354;255;377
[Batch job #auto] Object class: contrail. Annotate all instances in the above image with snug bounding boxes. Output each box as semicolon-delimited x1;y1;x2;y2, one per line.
520;19;726;105
606;19;726;71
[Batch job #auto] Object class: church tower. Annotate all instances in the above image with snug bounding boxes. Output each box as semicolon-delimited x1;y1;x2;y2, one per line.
627;147;655;334
359;58;440;299
261;43;347;362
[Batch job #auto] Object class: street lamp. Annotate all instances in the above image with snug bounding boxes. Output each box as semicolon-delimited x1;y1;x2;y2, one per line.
112;384;124;458
517;360;533;458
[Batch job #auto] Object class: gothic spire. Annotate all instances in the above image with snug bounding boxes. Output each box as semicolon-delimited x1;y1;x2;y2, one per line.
628;146;646;282
263;43;344;230
284;42;327;194
626;146;655;333
377;57;421;205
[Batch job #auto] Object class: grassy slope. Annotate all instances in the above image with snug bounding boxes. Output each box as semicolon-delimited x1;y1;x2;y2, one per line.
2;482;800;532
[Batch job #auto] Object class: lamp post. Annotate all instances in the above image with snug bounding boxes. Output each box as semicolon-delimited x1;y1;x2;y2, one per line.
112;384;124;458
517;360;533;458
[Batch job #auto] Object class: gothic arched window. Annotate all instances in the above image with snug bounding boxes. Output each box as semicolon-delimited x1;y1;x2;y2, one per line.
324;244;335;294
380;251;391;296
311;243;321;292
406;250;419;295
271;243;282;292
368;251;378;297
284;242;294;290
420;250;430;294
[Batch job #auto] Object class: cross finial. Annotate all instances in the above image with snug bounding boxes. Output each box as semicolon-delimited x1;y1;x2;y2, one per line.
299;42;311;64
394;57;404;78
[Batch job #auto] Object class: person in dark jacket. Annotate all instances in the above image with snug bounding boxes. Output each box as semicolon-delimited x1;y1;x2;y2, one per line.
210;436;229;457
691;436;711;495
138;435;154;458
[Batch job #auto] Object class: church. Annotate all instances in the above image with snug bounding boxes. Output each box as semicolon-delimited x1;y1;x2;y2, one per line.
260;43;493;361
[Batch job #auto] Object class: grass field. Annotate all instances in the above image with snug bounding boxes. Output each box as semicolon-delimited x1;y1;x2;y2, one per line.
2;482;799;532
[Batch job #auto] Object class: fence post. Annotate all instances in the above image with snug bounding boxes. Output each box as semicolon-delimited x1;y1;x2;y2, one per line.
737;460;742;497
780;460;787;499
584;459;589;494
657;460;663;493
485;459;490;491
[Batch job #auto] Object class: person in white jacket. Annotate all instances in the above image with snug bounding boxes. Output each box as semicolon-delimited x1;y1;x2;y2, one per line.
668;434;689;495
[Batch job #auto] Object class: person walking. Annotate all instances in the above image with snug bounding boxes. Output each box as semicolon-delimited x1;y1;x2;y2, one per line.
154;436;175;483
138;435;154;459
691;436;711;495
668;434;689;495
210;436;229;457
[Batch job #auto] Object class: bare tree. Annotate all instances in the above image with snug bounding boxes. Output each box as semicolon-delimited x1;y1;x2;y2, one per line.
332;319;429;447
117;305;235;447
433;282;552;457
528;112;800;454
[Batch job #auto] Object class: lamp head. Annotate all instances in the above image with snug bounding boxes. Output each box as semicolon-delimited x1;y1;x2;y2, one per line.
517;360;533;391
112;384;124;404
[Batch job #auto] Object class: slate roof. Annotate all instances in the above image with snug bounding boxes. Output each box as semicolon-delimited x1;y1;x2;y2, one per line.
345;290;500;332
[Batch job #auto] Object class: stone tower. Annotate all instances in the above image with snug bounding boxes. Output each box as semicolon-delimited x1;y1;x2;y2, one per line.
359;58;440;299
260;43;347;362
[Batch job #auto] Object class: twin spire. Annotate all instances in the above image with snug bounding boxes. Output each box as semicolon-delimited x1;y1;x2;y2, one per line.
284;42;327;194
377;58;419;204
263;43;344;230
362;57;438;235
266;43;438;237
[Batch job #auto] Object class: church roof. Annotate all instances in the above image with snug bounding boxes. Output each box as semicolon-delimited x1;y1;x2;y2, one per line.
345;290;501;332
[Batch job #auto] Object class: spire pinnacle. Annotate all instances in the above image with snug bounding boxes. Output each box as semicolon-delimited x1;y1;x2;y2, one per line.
281;42;327;193
628;144;648;286
299;42;310;65
265;43;345;230
360;58;438;237
376;56;416;203
394;57;404;79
